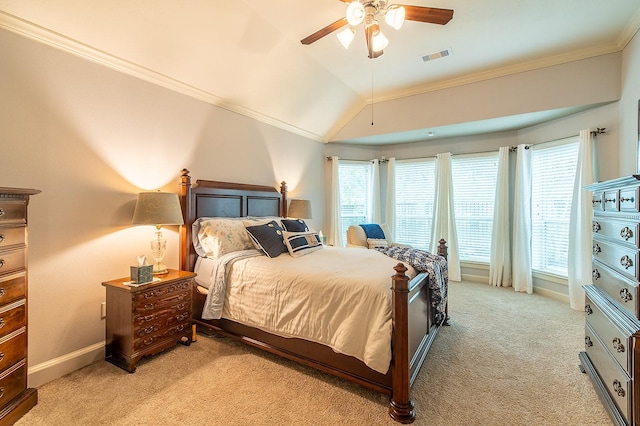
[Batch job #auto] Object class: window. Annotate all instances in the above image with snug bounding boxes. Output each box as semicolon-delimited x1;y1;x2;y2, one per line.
531;137;579;277
451;153;499;262
394;159;435;249
338;161;372;246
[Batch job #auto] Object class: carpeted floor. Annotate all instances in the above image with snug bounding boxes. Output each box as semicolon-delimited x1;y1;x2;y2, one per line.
17;281;612;425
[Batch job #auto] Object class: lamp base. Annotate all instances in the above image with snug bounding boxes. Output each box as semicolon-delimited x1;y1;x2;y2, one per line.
153;263;169;275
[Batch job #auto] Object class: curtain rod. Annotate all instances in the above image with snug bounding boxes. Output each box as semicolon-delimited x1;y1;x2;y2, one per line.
327;128;607;162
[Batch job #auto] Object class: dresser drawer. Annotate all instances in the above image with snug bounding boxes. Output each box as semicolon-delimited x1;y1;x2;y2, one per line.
603;190;619;212
0;249;25;277
134;303;189;328
585;322;631;422
585;293;631;372
592;239;639;281
132;321;190;352
0;302;26;340
0;202;26;225
592;191;605;212
593;218;640;248
0;227;25;250
619;187;640;212
0;330;26;372
592;260;639;318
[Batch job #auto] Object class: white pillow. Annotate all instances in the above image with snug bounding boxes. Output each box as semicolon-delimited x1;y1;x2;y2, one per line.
367;238;389;249
193;217;255;258
283;231;323;258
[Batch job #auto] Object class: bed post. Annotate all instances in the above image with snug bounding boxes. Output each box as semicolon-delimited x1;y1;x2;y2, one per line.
179;168;192;272
389;262;414;424
437;238;448;259
280;181;288;217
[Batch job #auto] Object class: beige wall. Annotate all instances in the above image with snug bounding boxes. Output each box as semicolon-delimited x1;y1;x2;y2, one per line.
0;28;325;386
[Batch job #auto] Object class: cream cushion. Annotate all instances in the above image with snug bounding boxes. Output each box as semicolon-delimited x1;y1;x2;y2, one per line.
347;224;392;248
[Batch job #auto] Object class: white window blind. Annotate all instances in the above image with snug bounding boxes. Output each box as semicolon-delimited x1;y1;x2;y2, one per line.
451;152;499;262
531;137;579;277
338;161;372;246
394;159;435;249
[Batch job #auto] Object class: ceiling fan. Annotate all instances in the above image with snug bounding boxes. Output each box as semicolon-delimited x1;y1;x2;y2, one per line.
300;0;454;59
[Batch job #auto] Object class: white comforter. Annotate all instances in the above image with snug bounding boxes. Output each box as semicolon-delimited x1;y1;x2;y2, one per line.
195;247;417;374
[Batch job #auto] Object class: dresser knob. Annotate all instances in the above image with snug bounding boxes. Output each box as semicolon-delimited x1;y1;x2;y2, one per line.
0;352;5;363
620;288;633;302
605;198;617;204
0;260;4;268
0;235;4;244
620;226;634;241
621;196;635;203
592;199;602;205
613;380;626;397
592;222;601;232
585;305;593;315
592;244;601;255
0;318;6;329
592;269;600;280
613;337;626;353
620;255;633;269
0;387;4;399
585;336;593;347
0;209;4;217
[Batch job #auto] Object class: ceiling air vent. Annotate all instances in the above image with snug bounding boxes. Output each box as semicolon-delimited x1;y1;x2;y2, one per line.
422;48;452;62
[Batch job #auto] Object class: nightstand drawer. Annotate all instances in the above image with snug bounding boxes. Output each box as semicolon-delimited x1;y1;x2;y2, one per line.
592;260;639;318
134;303;189;328
592;239;639;281
0;302;26;340
0;330;26;372
132;281;190;304
133;291;189;314
0;203;26;225
132;321;190;351
585;293;631;372
585;322;631;422
0;227;25;250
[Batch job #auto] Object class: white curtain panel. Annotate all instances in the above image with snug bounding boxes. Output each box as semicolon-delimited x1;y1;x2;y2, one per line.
568;129;596;310
329;156;344;247
369;159;382;224
489;147;512;287
431;153;461;281
385;157;396;241
513;145;533;293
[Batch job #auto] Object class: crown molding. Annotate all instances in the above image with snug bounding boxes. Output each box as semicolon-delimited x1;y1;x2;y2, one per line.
616;7;640;49
0;11;324;143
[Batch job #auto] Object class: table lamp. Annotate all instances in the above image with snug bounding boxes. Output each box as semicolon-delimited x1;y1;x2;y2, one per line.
288;199;312;219
132;191;184;274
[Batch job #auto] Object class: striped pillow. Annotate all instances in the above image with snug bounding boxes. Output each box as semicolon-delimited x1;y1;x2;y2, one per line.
283;231;323;258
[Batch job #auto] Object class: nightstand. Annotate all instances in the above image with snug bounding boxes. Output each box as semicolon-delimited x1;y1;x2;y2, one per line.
102;269;196;372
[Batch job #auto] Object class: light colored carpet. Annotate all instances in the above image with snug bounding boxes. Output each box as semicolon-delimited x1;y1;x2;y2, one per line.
17;281;612;425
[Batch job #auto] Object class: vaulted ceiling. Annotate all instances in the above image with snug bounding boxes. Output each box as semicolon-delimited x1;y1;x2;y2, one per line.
1;0;639;144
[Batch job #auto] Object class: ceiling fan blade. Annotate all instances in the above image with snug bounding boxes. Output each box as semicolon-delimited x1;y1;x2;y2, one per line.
401;6;454;25
301;18;349;45
364;25;383;59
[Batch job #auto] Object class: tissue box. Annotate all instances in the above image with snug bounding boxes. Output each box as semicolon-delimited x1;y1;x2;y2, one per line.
130;265;153;284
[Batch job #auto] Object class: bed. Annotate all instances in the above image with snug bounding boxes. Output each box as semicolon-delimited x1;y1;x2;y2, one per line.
177;169;448;423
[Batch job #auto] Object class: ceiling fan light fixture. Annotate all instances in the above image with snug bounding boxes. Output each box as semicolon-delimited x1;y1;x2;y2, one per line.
336;27;356;49
372;28;389;52
346;1;365;26
385;5;405;30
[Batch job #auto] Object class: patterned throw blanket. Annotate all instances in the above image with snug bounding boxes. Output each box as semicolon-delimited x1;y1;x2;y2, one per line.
374;246;449;324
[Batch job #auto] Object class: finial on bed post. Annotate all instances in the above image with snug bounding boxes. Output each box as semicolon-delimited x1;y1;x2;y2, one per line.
438;238;448;260
389;262;415;423
280;181;288;217
179;169;192;272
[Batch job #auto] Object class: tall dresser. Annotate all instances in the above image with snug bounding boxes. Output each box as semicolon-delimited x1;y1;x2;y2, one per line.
0;188;39;425
582;176;640;426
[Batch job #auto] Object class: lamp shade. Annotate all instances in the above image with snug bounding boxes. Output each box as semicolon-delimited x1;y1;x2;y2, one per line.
288;199;312;219
132;191;184;226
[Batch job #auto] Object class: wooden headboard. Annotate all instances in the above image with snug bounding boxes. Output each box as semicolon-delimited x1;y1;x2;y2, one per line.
178;169;288;272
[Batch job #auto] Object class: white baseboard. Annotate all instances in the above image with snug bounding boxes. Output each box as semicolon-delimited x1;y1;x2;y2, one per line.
28;341;105;388
533;286;570;304
460;273;489;284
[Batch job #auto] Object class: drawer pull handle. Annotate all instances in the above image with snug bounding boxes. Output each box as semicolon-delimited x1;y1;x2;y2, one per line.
592;222;601;233
0;235;4;243
0;260;4;268
621;196;635;203
585;336;593;347
0;352;5;363
620;227;634;240
0;318;6;329
592;199;602;205
0;209;4;217
620;255;633;269
585;304;593;315
0;387;4;399
620;288;633;302
613;337;625;353
613;380;626;397
605;198;617;204
592;244;601;255
592;269;600;280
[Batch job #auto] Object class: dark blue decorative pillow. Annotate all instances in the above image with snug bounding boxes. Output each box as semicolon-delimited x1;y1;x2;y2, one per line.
281;219;309;232
283;231;322;258
245;220;287;258
360;224;385;240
